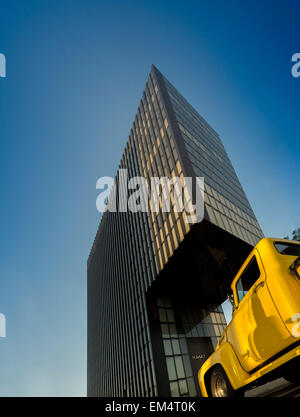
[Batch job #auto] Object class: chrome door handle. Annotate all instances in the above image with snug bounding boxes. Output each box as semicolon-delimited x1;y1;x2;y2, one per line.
253;281;265;293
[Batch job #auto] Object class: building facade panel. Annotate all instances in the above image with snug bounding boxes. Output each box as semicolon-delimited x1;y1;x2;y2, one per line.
161;73;263;246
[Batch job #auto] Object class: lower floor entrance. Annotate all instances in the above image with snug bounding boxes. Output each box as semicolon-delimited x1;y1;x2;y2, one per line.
186;337;214;395
147;290;227;396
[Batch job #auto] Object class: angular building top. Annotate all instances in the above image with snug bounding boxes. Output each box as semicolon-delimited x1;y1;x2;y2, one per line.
159;68;263;245
89;65;263;272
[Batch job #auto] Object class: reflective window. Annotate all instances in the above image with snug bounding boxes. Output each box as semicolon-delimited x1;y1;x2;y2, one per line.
236;256;260;303
274;242;300;256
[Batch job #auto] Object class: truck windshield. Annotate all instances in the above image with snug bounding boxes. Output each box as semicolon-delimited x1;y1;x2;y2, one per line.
274;242;300;257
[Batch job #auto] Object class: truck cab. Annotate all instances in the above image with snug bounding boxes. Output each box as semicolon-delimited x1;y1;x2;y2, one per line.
198;238;300;397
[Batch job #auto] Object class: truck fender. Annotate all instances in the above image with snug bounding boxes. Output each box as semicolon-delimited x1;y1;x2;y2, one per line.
198;341;249;396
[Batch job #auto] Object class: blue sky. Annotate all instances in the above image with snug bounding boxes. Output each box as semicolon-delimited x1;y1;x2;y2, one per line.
0;0;299;396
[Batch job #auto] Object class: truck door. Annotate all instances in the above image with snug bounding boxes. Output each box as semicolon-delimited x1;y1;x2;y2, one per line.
227;250;292;373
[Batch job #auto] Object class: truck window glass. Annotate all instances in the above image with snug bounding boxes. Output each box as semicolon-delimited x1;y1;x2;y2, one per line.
274;242;300;257
236;257;260;303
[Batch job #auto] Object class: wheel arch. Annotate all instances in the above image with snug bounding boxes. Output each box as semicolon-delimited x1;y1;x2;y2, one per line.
203;363;221;397
199;342;248;396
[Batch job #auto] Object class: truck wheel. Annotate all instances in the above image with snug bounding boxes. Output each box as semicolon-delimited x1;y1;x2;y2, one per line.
284;369;300;385
210;366;243;397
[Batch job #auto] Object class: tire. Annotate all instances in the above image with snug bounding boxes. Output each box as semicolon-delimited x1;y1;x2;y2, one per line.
210;366;244;397
284;369;300;385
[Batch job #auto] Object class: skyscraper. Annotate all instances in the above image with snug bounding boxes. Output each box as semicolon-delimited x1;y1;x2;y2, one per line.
87;66;264;397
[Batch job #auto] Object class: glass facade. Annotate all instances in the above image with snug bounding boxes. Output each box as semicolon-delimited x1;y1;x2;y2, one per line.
87;65;264;397
162;75;263;247
157;295;227;397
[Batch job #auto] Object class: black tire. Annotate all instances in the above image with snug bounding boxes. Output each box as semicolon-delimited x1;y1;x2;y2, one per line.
210;366;244;397
284;369;300;385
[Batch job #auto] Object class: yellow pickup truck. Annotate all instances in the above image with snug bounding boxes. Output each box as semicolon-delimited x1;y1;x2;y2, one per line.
198;238;300;397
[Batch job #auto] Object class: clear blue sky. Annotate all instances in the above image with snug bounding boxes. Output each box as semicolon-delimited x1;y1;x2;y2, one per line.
0;0;299;396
